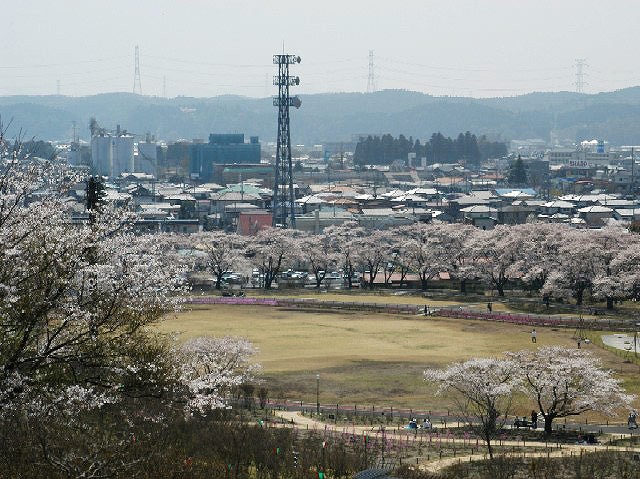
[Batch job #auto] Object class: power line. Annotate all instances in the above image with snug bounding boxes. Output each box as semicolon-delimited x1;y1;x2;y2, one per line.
0;56;128;69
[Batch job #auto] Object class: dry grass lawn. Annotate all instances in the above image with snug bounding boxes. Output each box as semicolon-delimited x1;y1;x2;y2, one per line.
159;304;587;409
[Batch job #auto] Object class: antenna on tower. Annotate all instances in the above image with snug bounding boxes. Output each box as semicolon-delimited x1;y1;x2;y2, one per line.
575;59;587;93
133;45;142;95
367;50;376;93
272;52;302;228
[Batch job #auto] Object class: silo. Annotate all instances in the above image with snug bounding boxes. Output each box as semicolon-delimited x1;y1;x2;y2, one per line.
91;134;113;176
113;135;135;176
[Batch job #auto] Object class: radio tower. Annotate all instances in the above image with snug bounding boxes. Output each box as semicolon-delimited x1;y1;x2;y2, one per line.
367;50;376;93
272;53;302;228
133;45;142;95
575;58;587;93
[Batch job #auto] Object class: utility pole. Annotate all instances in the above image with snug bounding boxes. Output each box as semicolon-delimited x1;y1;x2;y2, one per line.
272;53;301;228
632;146;635;194
133;45;142;95
367;50;376;93
316;374;320;415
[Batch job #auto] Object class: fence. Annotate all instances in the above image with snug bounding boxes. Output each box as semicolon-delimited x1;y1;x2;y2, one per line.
187;296;280;306
185;296;637;331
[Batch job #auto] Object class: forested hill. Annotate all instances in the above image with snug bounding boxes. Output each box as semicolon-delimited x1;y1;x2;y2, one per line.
2;87;640;145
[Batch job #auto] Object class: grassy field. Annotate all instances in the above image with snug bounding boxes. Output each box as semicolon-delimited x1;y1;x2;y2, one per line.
218;289;514;311
158;303;600;410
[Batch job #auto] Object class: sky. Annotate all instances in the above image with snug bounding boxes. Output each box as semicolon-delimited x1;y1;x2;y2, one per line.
2;0;639;99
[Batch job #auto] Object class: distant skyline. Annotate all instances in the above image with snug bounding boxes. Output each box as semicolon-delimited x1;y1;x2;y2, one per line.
3;0;639;98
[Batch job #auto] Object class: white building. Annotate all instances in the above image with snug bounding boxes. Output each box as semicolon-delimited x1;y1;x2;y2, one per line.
91;134;112;176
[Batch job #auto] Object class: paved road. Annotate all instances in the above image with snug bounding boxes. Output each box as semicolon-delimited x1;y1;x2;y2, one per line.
603;333;640;353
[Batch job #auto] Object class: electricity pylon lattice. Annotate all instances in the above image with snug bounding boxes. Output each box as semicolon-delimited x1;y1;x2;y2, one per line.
133;45;142;95
367;50;376;93
272;53;301;228
575;58;587;93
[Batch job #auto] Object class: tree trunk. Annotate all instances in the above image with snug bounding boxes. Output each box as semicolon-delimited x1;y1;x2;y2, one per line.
215;274;222;290
543;415;554;436
496;283;505;297
420;276;428;292
606;296;614;310
575;288;584;306
460;278;467;294
484;433;494;460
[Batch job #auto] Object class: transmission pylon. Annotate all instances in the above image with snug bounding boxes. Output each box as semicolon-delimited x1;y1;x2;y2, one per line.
367;50;376;93
575;59;587;93
272;53;301;228
133;45;142;95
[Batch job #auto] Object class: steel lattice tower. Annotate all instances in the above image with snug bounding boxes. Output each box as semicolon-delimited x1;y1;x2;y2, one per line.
575;58;587;93
367;50;376;93
272;53;301;228
133;45;142;95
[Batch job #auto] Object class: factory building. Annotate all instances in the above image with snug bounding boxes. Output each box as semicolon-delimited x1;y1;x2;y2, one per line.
189;133;260;182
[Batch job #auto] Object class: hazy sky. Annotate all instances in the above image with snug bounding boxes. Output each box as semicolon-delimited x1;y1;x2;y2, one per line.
2;0;639;98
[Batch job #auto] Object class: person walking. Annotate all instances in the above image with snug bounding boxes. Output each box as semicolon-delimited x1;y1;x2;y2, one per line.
531;328;537;343
531;410;538;429
629;410;638;429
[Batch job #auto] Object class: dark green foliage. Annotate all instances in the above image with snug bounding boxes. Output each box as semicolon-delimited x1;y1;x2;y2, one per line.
353;131;502;166
85;175;105;211
14;139;56;160
508;156;528;186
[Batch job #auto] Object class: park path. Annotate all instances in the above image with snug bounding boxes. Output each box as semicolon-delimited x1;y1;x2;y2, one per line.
274;410;640;471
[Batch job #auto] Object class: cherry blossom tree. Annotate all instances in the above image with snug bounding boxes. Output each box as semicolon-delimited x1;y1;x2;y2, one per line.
507;347;634;435
400;223;461;291
590;226;629;309
193;231;246;290
466;225;524;297
425;358;519;459
541;229;605;306
324;221;365;289
297;232;337;288
600;236;640;302
355;230;393;289
247;227;299;289
507;223;568;295
439;223;476;293
179;336;259;414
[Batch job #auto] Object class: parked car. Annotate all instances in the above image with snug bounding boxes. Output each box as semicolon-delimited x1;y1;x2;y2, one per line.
513;417;534;428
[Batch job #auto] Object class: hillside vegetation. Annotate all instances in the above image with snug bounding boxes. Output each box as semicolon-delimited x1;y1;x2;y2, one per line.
3;87;640;145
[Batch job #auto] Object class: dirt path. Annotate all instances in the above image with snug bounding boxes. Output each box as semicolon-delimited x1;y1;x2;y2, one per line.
274;410;640;473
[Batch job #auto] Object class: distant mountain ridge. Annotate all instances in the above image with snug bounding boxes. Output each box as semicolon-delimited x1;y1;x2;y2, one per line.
2;87;640;146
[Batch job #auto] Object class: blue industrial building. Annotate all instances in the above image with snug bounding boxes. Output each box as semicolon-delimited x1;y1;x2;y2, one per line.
189;134;260;181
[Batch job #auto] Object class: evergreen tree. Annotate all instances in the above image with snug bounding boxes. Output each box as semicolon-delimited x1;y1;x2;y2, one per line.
85;175;106;224
508;156;528;186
